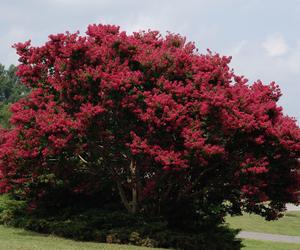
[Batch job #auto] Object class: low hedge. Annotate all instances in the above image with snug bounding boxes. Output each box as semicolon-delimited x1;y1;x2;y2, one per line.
0;195;242;250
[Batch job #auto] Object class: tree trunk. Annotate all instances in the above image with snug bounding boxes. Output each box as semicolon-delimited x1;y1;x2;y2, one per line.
116;180;131;212
114;159;140;214
130;159;138;214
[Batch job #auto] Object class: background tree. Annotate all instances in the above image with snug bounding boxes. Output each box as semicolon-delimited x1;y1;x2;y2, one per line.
0;64;29;128
0;64;28;103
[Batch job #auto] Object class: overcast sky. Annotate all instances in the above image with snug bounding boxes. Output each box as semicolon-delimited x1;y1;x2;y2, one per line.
1;0;299;122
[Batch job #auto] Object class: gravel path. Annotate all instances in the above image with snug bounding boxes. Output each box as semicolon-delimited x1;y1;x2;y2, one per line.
238;231;300;243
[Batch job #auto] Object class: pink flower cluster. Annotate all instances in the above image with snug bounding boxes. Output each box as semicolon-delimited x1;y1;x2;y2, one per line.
0;24;298;217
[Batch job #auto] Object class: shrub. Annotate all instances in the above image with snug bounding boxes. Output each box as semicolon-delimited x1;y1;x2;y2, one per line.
0;201;241;249
0;194;26;225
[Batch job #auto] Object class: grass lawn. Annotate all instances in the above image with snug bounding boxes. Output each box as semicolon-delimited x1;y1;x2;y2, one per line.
0;225;164;250
226;211;300;236
242;239;300;250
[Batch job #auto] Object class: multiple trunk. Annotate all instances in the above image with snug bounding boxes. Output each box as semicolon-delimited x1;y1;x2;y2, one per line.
115;159;140;214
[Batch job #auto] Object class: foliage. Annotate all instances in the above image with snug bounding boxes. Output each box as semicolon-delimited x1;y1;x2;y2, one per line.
0;64;28;104
0;64;29;128
0;194;26;229
0;23;299;249
0;104;11;128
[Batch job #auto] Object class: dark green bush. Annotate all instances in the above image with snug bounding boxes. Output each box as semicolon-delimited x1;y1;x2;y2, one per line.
0;195;242;250
0;194;26;225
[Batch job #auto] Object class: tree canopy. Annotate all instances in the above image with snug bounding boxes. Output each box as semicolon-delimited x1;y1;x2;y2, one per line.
0;24;299;225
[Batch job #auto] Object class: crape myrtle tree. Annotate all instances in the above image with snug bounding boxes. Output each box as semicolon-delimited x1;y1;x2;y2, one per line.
0;24;299;224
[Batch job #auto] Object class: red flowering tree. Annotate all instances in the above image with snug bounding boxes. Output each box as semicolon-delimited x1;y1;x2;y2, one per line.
0;24;299;222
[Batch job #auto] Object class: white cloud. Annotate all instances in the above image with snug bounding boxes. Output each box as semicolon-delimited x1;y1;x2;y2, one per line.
262;33;289;56
227;40;248;56
286;42;300;74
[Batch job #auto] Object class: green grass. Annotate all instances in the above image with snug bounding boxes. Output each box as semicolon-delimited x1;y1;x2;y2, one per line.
0;225;164;250
226;211;300;236
242;239;300;250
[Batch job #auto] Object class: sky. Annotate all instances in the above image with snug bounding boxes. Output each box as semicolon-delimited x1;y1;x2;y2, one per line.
1;0;299;122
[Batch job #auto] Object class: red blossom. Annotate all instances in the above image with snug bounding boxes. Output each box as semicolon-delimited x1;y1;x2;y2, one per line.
0;23;298;219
